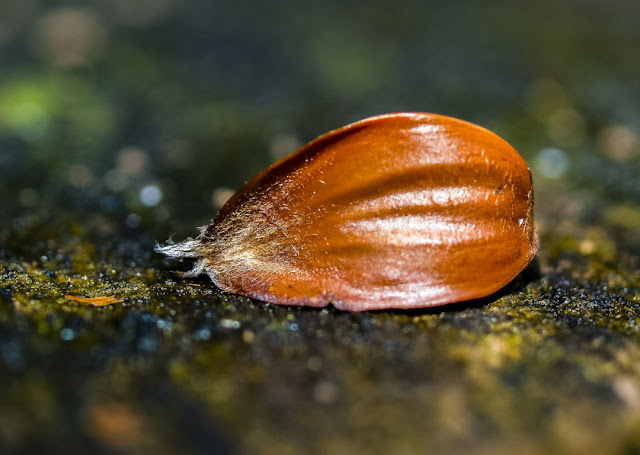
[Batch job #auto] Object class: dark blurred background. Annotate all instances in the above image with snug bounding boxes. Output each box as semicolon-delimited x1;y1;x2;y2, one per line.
2;0;639;246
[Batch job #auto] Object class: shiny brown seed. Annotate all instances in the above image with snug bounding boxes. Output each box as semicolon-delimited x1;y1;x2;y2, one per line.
157;113;538;311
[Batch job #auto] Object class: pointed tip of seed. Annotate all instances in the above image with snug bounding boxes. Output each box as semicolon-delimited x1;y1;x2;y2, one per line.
155;238;203;259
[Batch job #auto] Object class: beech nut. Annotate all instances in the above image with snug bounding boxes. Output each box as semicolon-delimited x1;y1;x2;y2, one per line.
157;113;538;311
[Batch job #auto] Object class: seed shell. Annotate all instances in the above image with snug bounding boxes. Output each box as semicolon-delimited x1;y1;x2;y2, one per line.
158;113;538;311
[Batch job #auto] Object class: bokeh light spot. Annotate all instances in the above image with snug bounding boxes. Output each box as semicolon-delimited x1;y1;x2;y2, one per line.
535;147;570;179
598;125;639;162
68;164;94;188
212;187;235;209
118;148;149;176
140;185;163;207
269;134;302;162
0;83;52;140
32;8;106;68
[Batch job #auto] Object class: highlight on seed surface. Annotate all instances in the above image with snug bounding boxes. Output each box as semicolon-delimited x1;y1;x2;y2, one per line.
157;113;538;312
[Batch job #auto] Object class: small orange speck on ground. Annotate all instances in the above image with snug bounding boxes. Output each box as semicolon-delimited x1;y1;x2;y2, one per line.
64;295;123;306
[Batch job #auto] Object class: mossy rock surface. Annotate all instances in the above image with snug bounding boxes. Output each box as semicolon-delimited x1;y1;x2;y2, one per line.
3;193;640;454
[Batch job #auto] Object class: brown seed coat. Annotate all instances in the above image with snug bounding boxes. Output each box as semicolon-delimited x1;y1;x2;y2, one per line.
158;113;538;311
